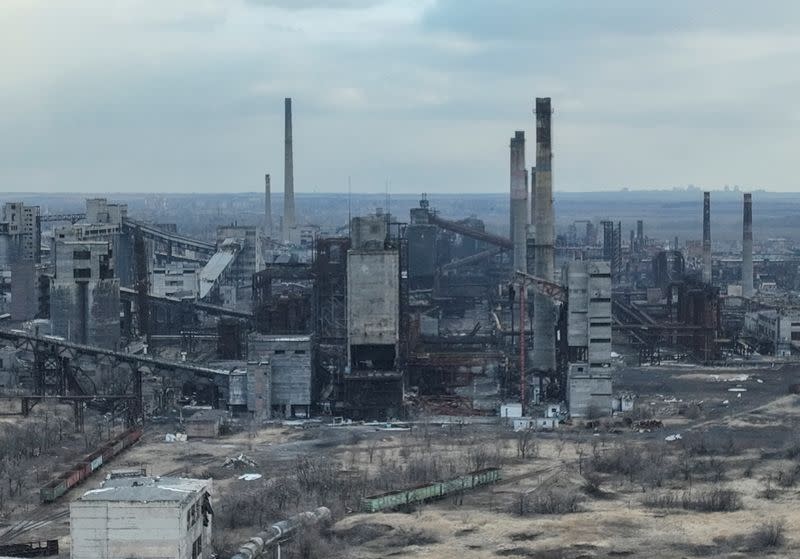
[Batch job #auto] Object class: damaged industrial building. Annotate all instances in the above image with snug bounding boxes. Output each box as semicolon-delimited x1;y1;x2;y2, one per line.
2;89;792;441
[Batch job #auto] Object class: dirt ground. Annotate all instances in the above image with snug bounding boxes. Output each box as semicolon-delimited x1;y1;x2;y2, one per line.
3;358;800;558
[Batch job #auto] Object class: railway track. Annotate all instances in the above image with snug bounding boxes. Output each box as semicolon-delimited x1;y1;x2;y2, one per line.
0;507;68;543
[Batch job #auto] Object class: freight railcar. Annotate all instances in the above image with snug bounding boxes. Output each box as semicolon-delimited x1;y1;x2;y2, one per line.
361;467;501;513
40;427;142;503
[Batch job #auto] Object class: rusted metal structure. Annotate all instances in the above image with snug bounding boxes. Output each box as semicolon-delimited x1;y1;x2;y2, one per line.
252;263;313;334
0;328;234;430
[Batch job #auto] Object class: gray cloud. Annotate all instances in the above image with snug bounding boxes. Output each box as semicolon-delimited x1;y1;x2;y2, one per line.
1;0;799;195
246;0;388;10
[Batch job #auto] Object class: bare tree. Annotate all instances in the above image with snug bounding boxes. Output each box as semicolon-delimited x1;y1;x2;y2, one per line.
516;427;538;459
367;439;379;464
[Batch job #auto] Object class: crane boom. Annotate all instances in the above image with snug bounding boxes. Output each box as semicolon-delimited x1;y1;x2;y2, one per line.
514;270;567;303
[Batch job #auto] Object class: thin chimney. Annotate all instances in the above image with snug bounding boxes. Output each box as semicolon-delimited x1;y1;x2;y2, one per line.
742;192;753;297
510;131;527;274
533;97;555;376
283;97;295;241
703;191;711;284
264;174;272;238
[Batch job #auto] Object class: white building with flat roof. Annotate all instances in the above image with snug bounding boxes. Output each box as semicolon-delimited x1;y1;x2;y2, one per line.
70;476;212;559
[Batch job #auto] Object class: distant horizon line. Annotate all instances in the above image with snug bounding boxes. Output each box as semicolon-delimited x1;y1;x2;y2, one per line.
0;188;786;197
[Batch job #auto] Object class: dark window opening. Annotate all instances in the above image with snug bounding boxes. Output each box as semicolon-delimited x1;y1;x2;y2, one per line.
351;344;396;371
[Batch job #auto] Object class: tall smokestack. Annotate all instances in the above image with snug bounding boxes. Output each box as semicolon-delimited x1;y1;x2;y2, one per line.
742;192;753;297
703;191;711;283
283;97;295;241
533;97;555;377
510;131;527;274
529;167;536;229
264;174;272;238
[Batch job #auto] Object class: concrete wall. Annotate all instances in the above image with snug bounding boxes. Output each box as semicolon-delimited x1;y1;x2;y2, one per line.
71;502;180;558
567;364;612;418
50;240;119;348
246;361;270;419
86;198;127;224
1;202;40;263
350;214;388;250
10;260;37;321
247;335;312;415
70;480;211;559
347;250;399;347
587;261;612;368
564;261;612;368
0;231;11;270
88;279;121;349
152;264;199;298
565;261;589;347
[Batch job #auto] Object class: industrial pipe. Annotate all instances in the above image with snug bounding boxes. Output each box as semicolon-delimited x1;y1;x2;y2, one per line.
230;507;332;559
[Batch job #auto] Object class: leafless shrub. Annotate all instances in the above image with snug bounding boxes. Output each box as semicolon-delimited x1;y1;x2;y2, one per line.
516;428;538;459
776;464;800;487
643;492;682;509
644;489;741;512
513;490;583;515
785;439;800;459
747;519;786;551
680;403;703;420
687;488;741;512
284;524;342;559
706;457;728;483
582;470;605;498
590;442;643;481
760;474;779;500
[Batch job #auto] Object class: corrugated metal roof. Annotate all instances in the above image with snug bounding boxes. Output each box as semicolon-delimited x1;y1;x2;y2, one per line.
198;247;237;298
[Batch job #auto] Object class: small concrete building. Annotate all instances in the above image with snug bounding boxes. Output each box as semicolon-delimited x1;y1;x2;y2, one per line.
247;334;312;418
70;476;212;559
185;409;228;438
567;363;612;418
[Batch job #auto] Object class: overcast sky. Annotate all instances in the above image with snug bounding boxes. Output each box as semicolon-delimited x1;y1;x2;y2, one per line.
2;1;799;194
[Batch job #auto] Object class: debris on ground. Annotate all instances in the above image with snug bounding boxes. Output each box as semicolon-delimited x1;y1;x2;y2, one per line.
238;473;262;481
223;453;258;469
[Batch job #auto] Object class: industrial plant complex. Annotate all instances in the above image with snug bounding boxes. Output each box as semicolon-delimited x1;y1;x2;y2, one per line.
2;90;800;558
7;0;800;548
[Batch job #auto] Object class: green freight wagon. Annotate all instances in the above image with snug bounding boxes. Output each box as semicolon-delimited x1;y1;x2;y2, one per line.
361;467;500;513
